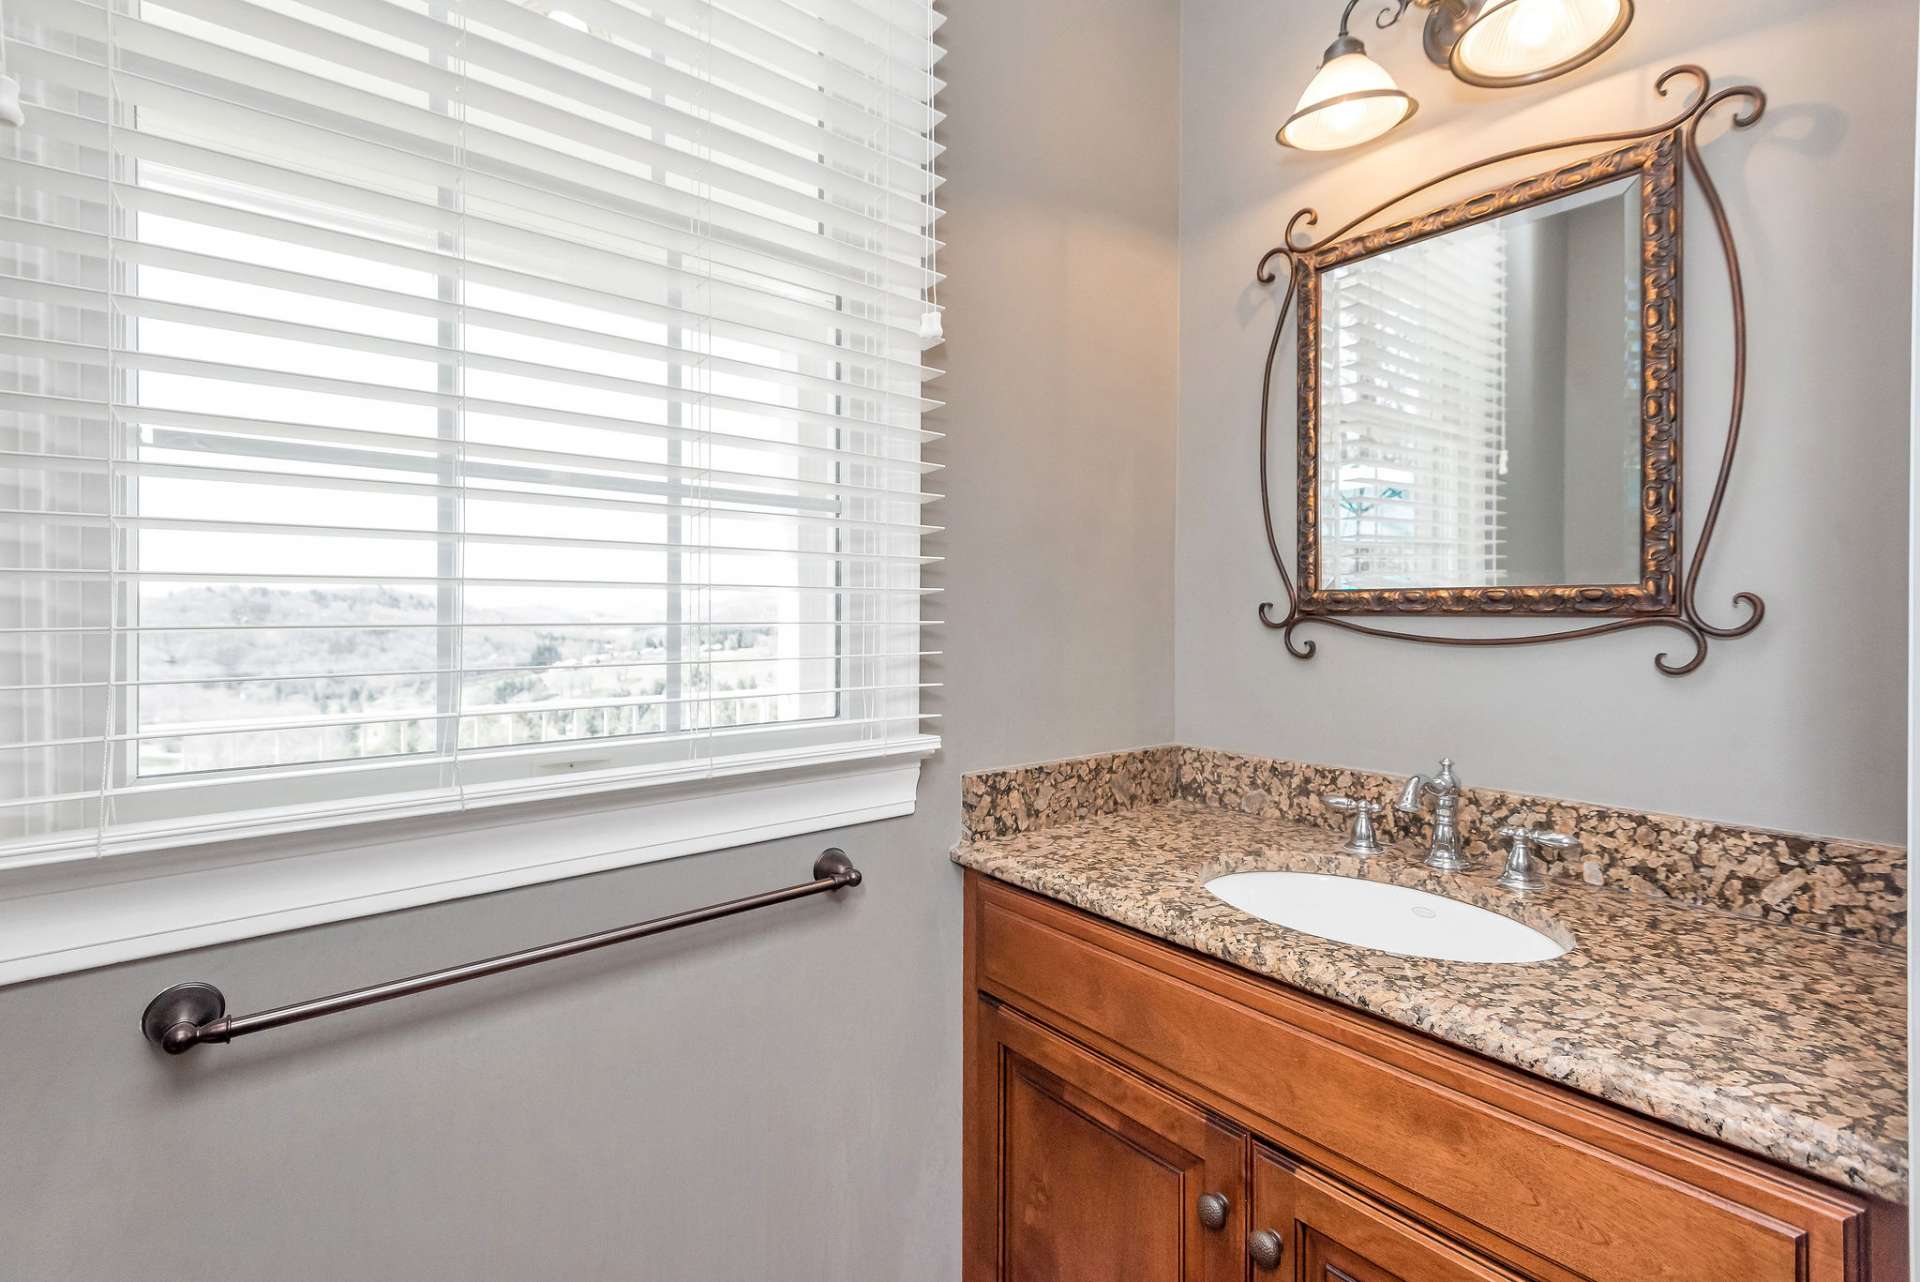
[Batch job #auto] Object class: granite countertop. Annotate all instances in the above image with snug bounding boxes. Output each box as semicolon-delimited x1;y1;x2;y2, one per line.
952;801;1909;1203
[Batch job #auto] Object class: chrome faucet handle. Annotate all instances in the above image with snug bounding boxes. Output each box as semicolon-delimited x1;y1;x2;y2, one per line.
1495;824;1581;893
1321;795;1384;856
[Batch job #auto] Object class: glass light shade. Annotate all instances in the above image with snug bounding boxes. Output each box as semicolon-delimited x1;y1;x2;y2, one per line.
1277;52;1418;152
1451;0;1633;87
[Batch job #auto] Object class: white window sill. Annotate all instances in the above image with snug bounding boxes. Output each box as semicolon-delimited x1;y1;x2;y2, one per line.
0;739;936;988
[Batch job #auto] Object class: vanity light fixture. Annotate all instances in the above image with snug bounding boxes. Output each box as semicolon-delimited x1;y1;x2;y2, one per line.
1429;0;1634;88
1280;0;1634;151
1276;2;1420;151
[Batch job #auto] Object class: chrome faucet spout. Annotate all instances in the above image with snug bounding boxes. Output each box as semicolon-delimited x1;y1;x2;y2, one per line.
1398;757;1470;873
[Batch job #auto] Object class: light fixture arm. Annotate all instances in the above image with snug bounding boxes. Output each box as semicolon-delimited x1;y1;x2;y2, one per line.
1372;0;1419;30
1328;0;1451;59
1373;0;1465;30
1371;0;1481;67
1330;0;1446;39
1323;0;1370;60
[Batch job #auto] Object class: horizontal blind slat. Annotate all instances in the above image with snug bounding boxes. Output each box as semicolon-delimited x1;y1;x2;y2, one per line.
140;0;941;209
101;71;943;299
3;269;938;409
4;652;941;693
1;512;938;565
97;141;929;345
2;335;940;467
0;216;937;387
2;623;946;639
7;685;941;750
110;182;931;357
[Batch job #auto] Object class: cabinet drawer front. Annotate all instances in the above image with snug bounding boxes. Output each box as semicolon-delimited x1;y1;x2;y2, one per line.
973;877;1868;1282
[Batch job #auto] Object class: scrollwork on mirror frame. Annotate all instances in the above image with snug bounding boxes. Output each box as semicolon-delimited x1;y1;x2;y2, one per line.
1254;65;1767;677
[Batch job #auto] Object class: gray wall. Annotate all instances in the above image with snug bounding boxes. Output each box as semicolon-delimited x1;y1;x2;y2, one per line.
0;0;1180;1276
1177;0;1916;841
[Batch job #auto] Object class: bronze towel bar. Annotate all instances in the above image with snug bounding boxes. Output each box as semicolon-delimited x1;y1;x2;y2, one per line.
140;849;862;1056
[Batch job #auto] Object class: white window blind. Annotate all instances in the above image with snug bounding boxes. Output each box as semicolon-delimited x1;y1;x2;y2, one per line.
1;0;945;864
1319;225;1506;591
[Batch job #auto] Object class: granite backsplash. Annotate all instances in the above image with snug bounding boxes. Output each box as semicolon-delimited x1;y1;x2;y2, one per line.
960;746;1180;843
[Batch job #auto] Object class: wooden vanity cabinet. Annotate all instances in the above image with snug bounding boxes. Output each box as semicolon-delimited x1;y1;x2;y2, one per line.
963;871;1907;1282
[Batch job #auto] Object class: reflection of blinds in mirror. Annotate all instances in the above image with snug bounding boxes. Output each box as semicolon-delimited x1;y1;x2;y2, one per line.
1319;225;1507;591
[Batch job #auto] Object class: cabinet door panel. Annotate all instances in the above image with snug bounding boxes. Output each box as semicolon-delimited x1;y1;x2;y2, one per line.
1253;1146;1535;1282
974;1000;1246;1282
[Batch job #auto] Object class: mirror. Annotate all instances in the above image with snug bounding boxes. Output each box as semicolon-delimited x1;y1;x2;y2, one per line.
1259;77;1767;674
1298;149;1677;616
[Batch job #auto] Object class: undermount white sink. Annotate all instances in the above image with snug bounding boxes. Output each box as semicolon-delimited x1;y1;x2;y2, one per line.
1204;871;1567;964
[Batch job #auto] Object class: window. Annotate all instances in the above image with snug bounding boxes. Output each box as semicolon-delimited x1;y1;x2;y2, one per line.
1318;223;1507;590
1;0;944;864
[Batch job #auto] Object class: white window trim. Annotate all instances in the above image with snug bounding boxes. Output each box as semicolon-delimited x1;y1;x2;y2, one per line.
0;737;935;988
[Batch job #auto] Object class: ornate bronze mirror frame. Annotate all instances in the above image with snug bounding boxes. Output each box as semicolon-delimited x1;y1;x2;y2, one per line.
1255;66;1765;676
1300;135;1678;617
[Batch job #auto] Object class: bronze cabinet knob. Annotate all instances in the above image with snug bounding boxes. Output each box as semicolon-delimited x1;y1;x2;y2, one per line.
1249;1228;1285;1270
1196;1192;1230;1231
